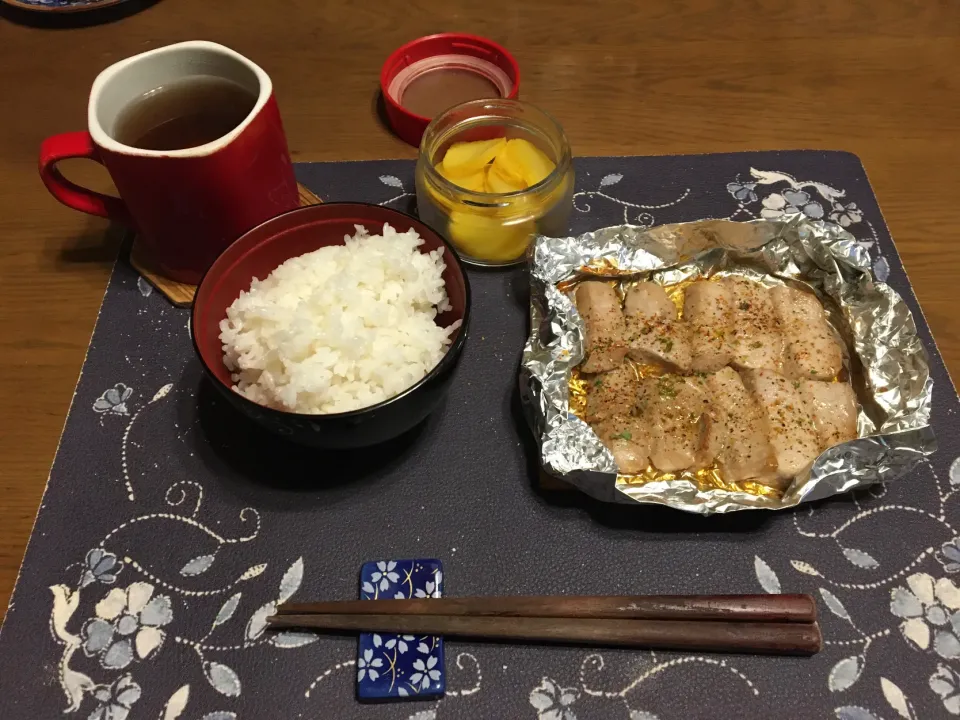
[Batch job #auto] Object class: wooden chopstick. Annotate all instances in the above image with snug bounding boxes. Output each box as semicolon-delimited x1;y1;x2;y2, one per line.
267;613;822;655
276;594;816;624
268;595;821;655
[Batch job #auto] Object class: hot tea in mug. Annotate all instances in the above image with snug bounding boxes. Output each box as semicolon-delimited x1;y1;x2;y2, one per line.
113;76;258;151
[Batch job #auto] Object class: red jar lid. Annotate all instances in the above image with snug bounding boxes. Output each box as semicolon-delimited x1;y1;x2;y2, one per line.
380;33;520;147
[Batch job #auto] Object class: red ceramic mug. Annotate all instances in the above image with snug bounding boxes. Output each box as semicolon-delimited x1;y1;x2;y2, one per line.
39;41;299;285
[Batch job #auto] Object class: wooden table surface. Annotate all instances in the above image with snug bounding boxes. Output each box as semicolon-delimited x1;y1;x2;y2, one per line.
1;0;958;621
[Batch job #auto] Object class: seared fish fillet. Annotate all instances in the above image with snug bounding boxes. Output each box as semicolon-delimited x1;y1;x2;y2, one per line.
686;373;728;470
704;367;778;485
741;368;821;485
801;380;858;450
592;414;650;474
640;375;708;472
771;285;844;381
723;278;783;371
576;281;628;373
684;280;735;372
624;282;692;371
584;363;638;423
624;281;675;319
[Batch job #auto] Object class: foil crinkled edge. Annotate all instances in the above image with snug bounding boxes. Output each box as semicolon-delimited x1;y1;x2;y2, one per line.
518;217;937;514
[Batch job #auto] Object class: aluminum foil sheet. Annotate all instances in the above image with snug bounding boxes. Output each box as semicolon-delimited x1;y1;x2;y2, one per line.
519;216;937;514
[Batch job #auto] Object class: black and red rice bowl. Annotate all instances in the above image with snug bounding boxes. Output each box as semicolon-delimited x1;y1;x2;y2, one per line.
191;202;470;449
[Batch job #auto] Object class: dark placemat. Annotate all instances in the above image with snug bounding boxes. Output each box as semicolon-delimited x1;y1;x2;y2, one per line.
2;152;958;720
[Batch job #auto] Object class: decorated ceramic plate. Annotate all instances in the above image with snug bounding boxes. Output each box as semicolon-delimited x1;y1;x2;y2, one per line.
2;0;130;12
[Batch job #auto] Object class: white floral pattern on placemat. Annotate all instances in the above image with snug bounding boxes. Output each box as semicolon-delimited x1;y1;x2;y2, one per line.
525;652;759;720
726;167;889;281
573;173;691;227
47;383;318;719
751;455;960;718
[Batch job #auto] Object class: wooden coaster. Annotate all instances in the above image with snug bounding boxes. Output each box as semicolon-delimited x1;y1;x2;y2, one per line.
130;183;323;307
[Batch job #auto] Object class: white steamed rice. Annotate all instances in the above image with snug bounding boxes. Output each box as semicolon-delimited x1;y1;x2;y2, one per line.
219;223;458;414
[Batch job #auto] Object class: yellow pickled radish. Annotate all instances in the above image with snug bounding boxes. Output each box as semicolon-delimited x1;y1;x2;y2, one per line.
489;219;535;261
485;163;526;194
492;144;526;186
494;193;535;219
503;138;556;186
441;138;506;176
433;133;556;262
438;164;487;192
447;210;534;261
423;179;454;213
446;211;500;258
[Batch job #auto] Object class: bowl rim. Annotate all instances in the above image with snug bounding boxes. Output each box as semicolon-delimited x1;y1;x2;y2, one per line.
191;201;472;422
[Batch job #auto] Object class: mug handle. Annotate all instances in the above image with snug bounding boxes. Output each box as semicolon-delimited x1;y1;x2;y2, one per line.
39;131;133;225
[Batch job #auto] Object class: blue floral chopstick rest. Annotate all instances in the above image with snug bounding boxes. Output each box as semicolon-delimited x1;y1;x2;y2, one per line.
357;559;445;701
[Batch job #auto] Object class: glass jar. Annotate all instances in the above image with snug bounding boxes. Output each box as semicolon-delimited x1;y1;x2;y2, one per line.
415;99;574;266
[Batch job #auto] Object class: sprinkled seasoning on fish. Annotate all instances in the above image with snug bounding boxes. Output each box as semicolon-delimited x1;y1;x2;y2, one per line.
575;281;628;373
